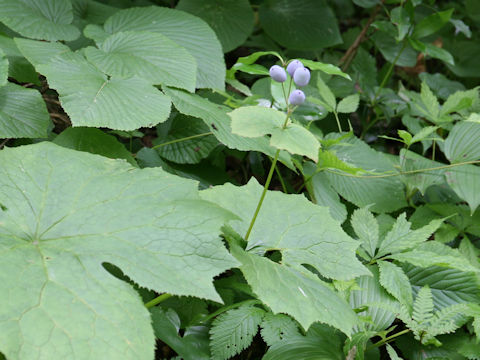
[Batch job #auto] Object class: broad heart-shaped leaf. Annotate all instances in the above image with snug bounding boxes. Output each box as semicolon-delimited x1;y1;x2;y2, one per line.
324;134;407;213
229;106;320;161
404;264;480;310
84;31;197;92
0;82;51;138
176;0;254;53
37;51;171;130
230;245;359;335
163;87;294;169
0;143;238;359
259;0;342;50
0;0;80;41
101;6;225;90
201;178;369;280
445;164;480;214
0;48;7;86
210;305;265;360
14;37;71;68
444;121;480;163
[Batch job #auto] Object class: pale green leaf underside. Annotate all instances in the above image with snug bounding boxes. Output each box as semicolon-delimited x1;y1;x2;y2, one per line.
201;179;369;280
0;0;80;41
0;82;50;138
0;143;238;360
163;88;294;169
38;51;171;130
102;6;225;90
84;31;197;92
210;305;264;360
231;246;359;335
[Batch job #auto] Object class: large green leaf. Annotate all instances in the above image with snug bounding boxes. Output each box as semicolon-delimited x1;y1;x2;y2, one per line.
202;179;369;280
404;265;480;309
0;0;80;41
53;127;136;165
399;149;445;195
231;246;359;335
0;142;238;359
444;121;480;163
0;82;51;138
324;134;407;213
84;31;197;92
259;0;342;50
14;37;71;67
176;0;254;53
0;34;39;84
445;164;480;214
37;51;171;130
229;106;320;161
163;87;293;169
210;305;264;360
100;6;225;90
260;313;301;347
0;48;7;87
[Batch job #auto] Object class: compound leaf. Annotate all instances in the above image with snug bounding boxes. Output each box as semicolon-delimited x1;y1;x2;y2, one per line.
210;305;264;360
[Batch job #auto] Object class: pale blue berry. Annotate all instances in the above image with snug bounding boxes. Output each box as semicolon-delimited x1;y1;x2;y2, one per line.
269;65;287;82
286;60;304;77
293;67;310;87
289;90;305;105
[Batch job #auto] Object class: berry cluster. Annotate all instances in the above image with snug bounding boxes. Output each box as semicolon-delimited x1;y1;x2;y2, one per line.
269;60;310;106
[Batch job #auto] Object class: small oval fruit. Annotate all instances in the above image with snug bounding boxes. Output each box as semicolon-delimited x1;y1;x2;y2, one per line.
286;60;304;77
269;65;287;82
293;67;310;87
289;90;306;105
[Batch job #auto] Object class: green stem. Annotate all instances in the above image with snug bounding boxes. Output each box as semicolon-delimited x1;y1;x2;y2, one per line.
145;293;172;308
372;39;408;106
244;149;280;242
275;163;288;193
151;132;213;150
196;300;261;325
244;110;292;242
334;111;343;132
369;329;411;349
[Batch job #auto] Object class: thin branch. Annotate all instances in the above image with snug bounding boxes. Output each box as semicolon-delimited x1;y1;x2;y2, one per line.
340;4;382;71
